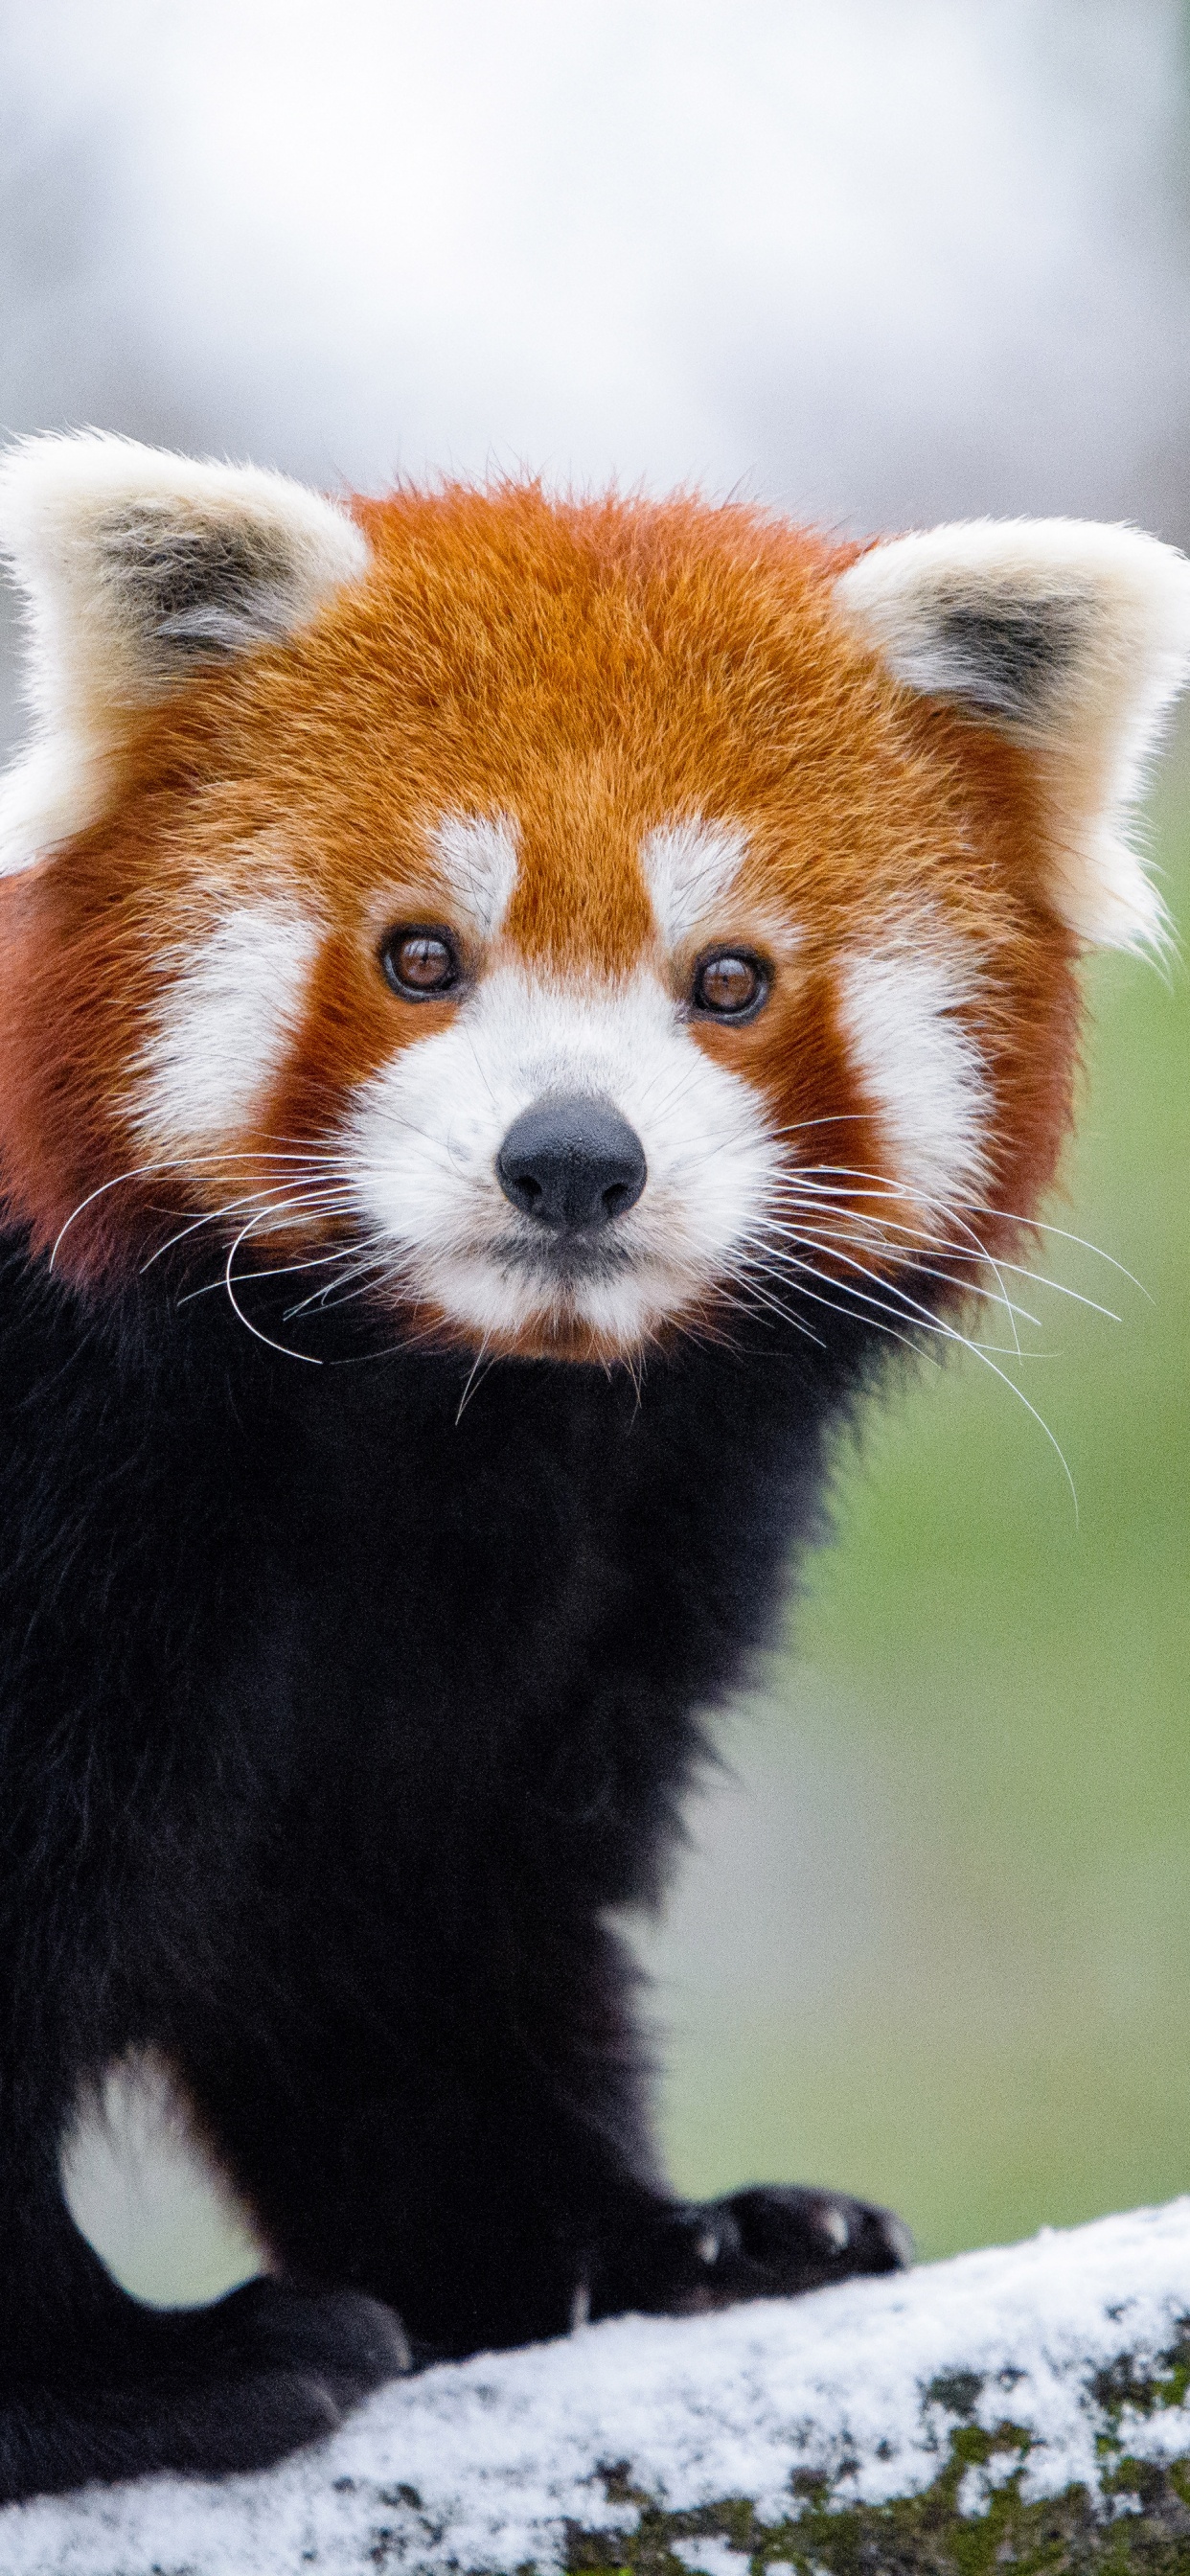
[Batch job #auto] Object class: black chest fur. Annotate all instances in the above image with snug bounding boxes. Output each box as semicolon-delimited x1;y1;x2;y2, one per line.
0;1249;868;1990
0;1238;885;2402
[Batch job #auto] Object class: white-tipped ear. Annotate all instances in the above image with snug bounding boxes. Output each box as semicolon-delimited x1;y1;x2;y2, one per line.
835;519;1190;951
0;432;371;874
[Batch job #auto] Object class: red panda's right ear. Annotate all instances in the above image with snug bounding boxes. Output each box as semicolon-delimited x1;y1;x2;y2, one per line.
834;519;1190;954
0;431;370;877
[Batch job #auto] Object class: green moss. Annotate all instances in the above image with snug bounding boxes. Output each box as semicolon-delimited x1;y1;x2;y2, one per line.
1091;2329;1190;2425
561;2416;1190;2574
558;2334;1190;2576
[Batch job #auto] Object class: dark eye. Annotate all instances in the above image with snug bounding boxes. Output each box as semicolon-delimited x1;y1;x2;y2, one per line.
380;926;461;1000
692;948;769;1020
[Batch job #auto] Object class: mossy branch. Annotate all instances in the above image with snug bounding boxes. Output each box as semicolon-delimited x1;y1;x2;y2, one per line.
3;2204;1190;2575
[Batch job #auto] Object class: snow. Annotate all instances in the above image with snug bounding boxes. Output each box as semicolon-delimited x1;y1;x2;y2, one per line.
4;2200;1189;2574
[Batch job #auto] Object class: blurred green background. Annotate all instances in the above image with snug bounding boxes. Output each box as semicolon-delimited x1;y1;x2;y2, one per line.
642;727;1190;2262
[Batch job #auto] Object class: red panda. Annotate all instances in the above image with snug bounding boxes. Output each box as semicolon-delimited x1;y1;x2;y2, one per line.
0;433;1184;2503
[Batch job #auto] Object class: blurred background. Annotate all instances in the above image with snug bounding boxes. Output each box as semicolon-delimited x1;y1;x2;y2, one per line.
2;0;1187;2297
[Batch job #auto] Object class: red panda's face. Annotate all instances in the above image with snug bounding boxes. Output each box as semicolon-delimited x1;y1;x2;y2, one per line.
0;454;1185;1363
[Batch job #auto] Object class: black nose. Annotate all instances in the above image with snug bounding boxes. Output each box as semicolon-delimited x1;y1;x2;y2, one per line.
496;1095;647;1233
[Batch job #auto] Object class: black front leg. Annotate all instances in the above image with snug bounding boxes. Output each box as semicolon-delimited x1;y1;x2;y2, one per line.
179;1911;909;2362
178;1936;674;2358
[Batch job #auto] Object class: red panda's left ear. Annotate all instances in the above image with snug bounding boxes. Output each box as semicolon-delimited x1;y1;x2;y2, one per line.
835;520;1190;952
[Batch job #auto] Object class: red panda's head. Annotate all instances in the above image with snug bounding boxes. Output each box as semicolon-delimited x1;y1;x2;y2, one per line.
1;436;1186;1362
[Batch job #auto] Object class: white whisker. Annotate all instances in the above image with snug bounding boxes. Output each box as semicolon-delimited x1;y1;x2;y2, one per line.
455;1338;493;1423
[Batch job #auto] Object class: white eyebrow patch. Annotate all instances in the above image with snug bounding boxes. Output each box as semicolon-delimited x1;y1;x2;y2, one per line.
835;941;990;1213
131;899;321;1149
641;816;746;947
430;811;519;941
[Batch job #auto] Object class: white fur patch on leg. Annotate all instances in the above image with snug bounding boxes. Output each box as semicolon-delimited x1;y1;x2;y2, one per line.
429;812;519;941
129;900;321;1154
835;941;989;1217
60;2053;266;2308
641;817;746;948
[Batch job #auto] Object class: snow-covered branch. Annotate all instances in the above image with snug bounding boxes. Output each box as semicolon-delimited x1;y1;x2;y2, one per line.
5;2202;1190;2574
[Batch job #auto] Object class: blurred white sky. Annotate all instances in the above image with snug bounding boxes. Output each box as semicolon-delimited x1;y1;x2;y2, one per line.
2;0;1189;534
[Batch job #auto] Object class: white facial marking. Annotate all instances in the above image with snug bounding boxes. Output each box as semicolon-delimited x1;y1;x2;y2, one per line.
430;812;519;941
131;900;321;1150
342;962;780;1348
836;940;989;1213
641;816;746;948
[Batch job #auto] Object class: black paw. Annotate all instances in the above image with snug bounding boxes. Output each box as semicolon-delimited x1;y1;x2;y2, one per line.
182;2275;412;2409
592;2184;911;2320
0;2282;412;2502
699;2184;912;2297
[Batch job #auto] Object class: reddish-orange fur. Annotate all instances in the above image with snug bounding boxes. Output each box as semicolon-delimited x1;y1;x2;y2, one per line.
0;482;1080;1319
